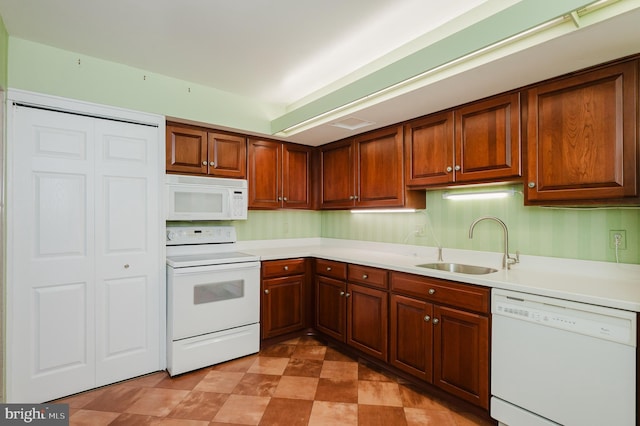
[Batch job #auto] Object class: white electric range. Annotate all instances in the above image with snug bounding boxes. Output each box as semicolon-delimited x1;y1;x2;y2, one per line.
166;226;260;376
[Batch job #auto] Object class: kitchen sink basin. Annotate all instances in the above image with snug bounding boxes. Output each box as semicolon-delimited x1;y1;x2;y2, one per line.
416;262;498;275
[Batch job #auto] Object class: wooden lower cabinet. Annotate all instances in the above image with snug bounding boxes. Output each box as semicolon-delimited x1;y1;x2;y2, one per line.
261;259;306;339
390;294;433;382
315;275;346;341
389;272;490;409
315;261;388;361
433;305;489;409
347;283;388;361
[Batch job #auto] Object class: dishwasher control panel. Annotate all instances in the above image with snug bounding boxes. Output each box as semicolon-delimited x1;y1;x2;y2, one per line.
492;289;637;346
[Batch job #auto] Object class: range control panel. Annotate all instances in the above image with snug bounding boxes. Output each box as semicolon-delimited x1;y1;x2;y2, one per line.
166;226;236;245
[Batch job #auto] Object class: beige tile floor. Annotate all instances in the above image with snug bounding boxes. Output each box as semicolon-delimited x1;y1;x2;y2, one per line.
56;336;496;425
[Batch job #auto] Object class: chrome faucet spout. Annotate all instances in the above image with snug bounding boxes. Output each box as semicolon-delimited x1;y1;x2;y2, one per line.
468;216;519;269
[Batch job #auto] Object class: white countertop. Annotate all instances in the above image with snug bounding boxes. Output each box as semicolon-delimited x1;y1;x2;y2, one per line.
236;237;640;312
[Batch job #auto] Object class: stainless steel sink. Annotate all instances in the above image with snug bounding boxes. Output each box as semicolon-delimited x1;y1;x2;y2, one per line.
416;262;498;275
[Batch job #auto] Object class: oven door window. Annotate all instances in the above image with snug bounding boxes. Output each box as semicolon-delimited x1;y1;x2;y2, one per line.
194;280;244;304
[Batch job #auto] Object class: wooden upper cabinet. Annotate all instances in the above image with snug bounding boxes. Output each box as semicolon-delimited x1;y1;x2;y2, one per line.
166;125;208;174
320;125;425;209
405;111;454;186
319;139;355;208
455;92;521;183
525;60;638;204
207;132;247;178
355;126;407;208
166;123;246;178
248;138;312;209
405;93;521;187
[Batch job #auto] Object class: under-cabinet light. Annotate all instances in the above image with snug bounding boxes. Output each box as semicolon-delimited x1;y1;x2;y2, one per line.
442;189;515;201
350;209;417;214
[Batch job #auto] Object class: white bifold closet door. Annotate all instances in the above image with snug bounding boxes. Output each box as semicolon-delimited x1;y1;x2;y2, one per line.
8;102;161;403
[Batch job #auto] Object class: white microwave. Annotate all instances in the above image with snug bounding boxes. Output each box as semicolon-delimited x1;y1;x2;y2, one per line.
166;174;248;221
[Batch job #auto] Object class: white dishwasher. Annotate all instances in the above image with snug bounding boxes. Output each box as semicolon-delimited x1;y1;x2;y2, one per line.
491;288;637;426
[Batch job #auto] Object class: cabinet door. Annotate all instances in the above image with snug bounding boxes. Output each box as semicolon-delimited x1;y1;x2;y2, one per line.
283;143;312;209
355;125;405;207
208;132;246;178
347;283;388;361
390;295;433;382
405;111;455;186
320;139;355;208
455;93;521;183
262;275;305;339
525;61;638;203
433;305;489;409
248;139;282;209
315;276;346;341
166;124;207;174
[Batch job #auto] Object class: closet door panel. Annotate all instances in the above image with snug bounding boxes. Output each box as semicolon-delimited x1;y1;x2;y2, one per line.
8;106;96;403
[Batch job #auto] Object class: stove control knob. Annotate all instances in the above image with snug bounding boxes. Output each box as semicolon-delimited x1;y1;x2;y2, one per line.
167;230;177;241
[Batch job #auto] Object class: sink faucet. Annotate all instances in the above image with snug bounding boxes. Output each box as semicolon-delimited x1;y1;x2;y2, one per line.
468;216;519;269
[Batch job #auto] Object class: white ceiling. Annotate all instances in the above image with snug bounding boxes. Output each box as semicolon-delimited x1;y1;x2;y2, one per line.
1;0;640;145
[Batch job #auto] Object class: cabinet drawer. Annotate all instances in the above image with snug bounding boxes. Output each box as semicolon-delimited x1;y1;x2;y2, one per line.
315;259;347;280
262;258;306;278
390;272;489;314
348;264;388;289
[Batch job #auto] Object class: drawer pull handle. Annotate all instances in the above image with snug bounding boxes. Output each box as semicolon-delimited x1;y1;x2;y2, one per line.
284;266;289;271
424;315;431;322
327;267;332;271
362;274;368;279
264;289;270;294
432;318;439;325
428;288;435;295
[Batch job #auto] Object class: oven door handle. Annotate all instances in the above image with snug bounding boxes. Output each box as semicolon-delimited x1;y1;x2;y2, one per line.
169;261;260;275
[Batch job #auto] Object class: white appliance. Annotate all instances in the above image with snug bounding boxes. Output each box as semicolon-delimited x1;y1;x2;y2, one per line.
491;288;637;426
166;174;248;221
166;226;260;376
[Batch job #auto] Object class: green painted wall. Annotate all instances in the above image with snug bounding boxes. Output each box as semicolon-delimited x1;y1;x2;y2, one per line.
5;35;639;265
321;185;640;264
7;38;283;134
0;17;7;90
229;185;639;264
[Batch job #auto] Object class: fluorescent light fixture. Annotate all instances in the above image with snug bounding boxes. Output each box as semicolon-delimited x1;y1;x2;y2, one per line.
442;189;515;201
350;208;417;214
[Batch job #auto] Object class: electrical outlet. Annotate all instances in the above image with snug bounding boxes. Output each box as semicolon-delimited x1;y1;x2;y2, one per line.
415;225;425;236
609;230;627;250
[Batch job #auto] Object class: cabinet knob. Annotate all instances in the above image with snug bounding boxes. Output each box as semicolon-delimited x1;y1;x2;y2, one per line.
454;165;461;171
354;195;359;200
424;315;431;322
428;288;435;295
124;264;130;269
340;291;345;296
362;274;368;279
446;166;453;173
326;266;332;271
528;182;536;188
432;318;439;325
264;289;270;294
202;161;207;166
283;197;288;201
278;196;283;201
345;292;351;298
349;195;355;200
209;161;215;166
284;266;289;271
